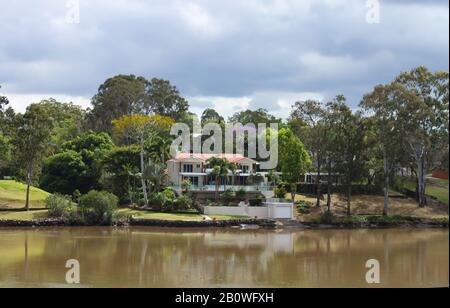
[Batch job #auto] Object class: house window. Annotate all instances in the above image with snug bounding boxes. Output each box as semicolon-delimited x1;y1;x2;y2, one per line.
241;165;249;173
183;164;193;173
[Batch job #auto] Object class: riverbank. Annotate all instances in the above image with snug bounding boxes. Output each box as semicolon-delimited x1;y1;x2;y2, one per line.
0;214;447;229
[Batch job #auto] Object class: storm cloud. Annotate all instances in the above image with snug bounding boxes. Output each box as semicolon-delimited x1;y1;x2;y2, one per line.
0;0;448;118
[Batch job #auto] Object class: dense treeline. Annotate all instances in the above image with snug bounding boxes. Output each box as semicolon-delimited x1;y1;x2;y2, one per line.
0;67;448;216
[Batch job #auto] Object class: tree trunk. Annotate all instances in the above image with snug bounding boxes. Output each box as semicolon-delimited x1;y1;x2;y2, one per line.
327;171;332;213
417;155;427;207
346;184;351;217
316;162;322;208
140;147;149;208
25;163;32;211
383;150;389;216
290;183;296;202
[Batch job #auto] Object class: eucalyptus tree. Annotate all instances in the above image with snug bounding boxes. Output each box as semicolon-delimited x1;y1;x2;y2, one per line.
327;98;366;216
12;104;54;210
395;67;449;207
361;83;408;215
290;100;328;207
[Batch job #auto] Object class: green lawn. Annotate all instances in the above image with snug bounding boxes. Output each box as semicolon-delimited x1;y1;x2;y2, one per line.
0;210;49;220
118;208;249;221
0;180;50;209
403;177;449;205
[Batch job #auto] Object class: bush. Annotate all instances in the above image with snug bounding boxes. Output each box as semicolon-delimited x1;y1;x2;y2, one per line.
235;188;246;200
318;211;336;224
221;189;236;206
296;200;312;214
274;186;287;199
249;197;265;207
78;190;118;224
173;195;192;211
206;200;220;207
45;194;74;218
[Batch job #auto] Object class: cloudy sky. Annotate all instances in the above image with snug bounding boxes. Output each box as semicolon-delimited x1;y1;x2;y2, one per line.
0;0;448;119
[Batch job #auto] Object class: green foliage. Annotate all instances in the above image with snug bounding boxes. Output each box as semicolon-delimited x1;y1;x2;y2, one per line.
296;200;313;214
40;151;87;195
235;188;246;200
249;197;265;207
78;190;118;224
45;194;74;218
103;145;141;202
221;188;236;205
173;194;193;211
274;186;287;199
40;132;113;195
86;75;189;132
317;211;336;224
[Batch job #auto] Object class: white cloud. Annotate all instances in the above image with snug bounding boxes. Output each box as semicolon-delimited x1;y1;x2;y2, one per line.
4;93;90;113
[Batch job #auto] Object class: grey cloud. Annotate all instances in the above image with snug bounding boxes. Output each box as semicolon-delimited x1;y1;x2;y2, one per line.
0;0;448;116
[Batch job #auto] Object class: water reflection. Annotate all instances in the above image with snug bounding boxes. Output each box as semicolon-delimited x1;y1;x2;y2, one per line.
0;228;448;288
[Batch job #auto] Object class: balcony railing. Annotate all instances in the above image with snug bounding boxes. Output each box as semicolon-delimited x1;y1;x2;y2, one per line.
171;185;275;192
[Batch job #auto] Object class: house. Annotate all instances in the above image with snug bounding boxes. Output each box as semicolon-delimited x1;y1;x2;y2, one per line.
167;153;261;190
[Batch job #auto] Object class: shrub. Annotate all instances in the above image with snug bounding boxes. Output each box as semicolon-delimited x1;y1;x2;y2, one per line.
274;186;287;199
45;194;74;218
221;189;236;206
235;188;246;200
249;197;265;207
150;192;168;211
78;190;118;224
206;200;220;207
296;200;312;214
318;211;336;224
173;195;192;211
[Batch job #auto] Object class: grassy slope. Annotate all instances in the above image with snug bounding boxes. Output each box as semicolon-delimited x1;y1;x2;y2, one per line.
0;180;50;209
0;210;49;220
403;177;449;205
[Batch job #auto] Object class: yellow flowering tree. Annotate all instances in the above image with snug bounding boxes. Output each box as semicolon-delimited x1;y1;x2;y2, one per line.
112;115;175;207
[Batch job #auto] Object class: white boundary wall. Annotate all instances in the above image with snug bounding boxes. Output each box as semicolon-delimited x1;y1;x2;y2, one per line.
204;201;294;219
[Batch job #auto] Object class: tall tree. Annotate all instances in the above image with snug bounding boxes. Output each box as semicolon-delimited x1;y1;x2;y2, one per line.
395;67;449;207
112;114;174;207
143;78;189;120
327;98;366;216
289;100;327;207
229;108;282;125
278;128;311;201
0;85;9;113
201;108;225;126
35;99;86;153
86;75;148;132
361;83;407;216
12;104;54;210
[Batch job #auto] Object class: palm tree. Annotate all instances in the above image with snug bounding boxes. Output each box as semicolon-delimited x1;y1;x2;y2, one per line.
210;165;222;201
143;160;167;195
206;157;237;200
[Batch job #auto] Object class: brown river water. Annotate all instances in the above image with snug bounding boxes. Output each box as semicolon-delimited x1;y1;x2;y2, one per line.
0;227;448;288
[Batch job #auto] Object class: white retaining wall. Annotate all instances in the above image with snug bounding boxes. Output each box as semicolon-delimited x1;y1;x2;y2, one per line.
204;201;294;219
